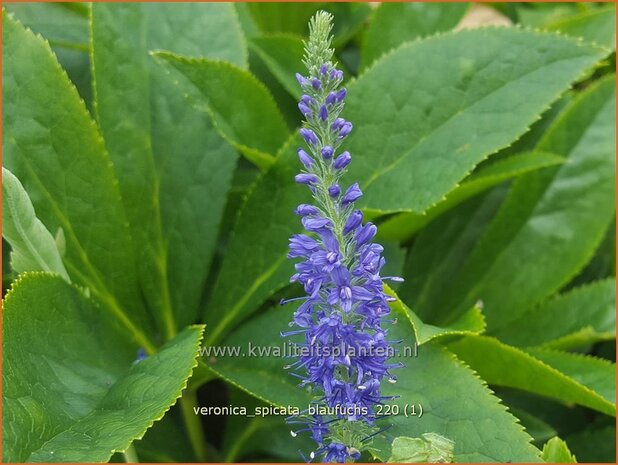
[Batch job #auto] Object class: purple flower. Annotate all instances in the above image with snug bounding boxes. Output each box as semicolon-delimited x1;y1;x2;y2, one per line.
338;122;353;139
285;11;401;463
298;102;312;117
295;204;319;216
342;183;362;205
300;128;318;145
321;146;334;159
295;173;318;185
328;184;340;198
319;105;328;121
296;73;310;86
343;210;363;234
297;149;314;169
333;151;351;170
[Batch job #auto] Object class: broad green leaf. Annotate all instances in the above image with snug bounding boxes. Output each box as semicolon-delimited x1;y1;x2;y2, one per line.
409;75;616;329
569;222;616;288
2;11;154;350
4;2;87;47
201;135;305;345
566;426;616;463
527;349;616;406
493;279;616;349
1;167;69;280
200;28;603;343
387;284;486;345
91;3;244;335
541;437;577;463
544;5;616;51
361;2;469;70
157;52;289;170
448;336;616;416
2;273;204;463
205;308;313;408
399;187;508;322
4;3;92;107
345;28;606;214
377;151;564;242
249;34;305;99
388;434;455;463
208;305;541;462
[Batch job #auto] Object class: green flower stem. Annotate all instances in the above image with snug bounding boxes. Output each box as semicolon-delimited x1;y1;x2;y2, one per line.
123;444;139;463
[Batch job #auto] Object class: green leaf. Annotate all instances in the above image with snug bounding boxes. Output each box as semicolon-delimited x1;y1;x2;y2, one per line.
345;28;606;214
399;187;508;322
91;3;244;334
4;3;92;107
2;273;204;462
544;5;616;51
527;349;616;406
408;75;616;329
201;135;305;345
206;308;313;408
208;305;541;462
4;2;88;48
157;52;289;170
249;34;305;100
201;28;604;344
1;167;69;280
377;151;564;242
361;2;469;70
387;284;486;345
541;437;577;463
493;279;616;349
388;434;455;463
448;336;616;416
2;11;155;351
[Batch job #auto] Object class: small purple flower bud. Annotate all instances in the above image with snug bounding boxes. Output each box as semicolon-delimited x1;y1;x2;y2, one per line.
300;128;318;145
336;88;347;102
297;148;314;169
331;118;345;131
330;68;344;80
320;64;329;75
295;204;319;216
355;222;377;246
326;92;337;105
338;122;353;138
321;146;333;159
328;184;340;198
311;78;321;90
343;210;363;234
298;102;311;117
302;216;331;231
342;183;362;205
333;151;351;169
295;173;318;185
296;73;309;86
301;94;313;106
319;105;328;121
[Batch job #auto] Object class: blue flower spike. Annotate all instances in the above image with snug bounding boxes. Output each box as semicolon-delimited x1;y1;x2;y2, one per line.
283;11;403;463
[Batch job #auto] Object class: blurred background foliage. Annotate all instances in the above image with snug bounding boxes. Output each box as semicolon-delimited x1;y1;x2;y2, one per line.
2;2;616;463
